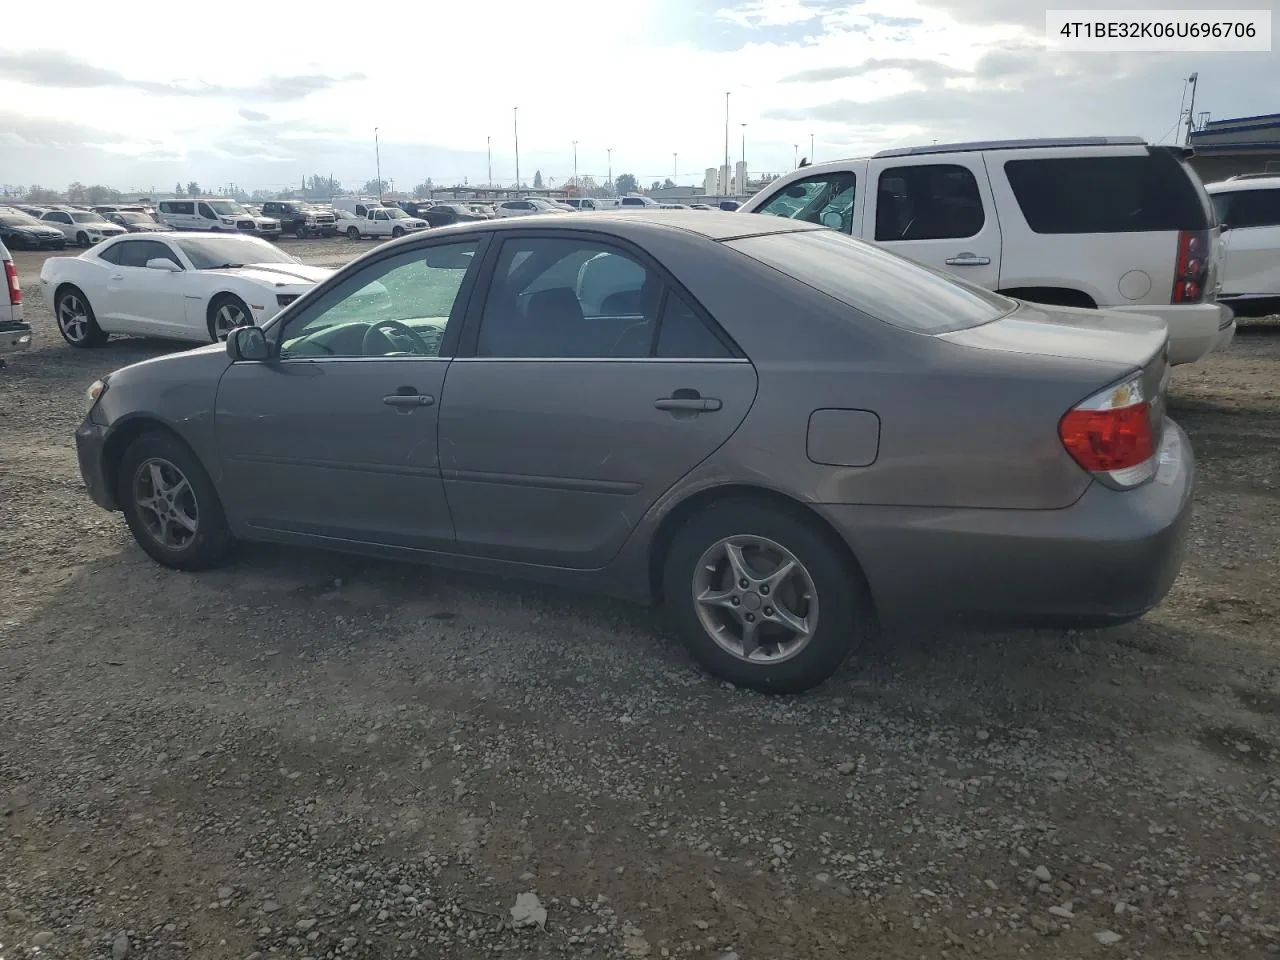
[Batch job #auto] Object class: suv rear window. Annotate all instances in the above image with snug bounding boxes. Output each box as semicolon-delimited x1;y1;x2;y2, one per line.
728;228;1014;334
1003;149;1212;234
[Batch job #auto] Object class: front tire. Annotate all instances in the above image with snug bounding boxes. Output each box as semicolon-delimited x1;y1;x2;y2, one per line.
391;226;405;238
55;286;108;348
118;431;234;571
207;294;252;342
662;498;869;694
295;226;309;240
346;226;361;240
75;231;90;246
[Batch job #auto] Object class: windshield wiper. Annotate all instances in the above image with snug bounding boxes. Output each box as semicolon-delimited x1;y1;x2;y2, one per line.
207;262;246;269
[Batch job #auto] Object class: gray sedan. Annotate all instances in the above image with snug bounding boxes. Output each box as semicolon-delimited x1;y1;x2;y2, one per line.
74;212;1193;693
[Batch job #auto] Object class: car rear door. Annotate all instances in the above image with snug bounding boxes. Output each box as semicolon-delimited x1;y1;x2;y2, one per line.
863;154;1001;289
437;231;757;569
1216;187;1280;299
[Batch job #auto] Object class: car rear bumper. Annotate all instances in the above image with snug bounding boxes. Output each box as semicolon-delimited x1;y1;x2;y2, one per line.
75;418;117;510
0;321;33;354
1109;301;1234;364
818;420;1194;628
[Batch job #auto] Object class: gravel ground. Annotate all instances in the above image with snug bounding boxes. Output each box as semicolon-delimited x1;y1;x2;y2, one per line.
2;238;1278;960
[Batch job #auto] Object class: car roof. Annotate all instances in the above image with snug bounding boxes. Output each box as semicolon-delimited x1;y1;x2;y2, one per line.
1206;175;1280;193
406;209;824;243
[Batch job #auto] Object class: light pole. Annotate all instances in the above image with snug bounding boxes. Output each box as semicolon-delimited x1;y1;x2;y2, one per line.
723;91;731;195
513;106;521;192
374;127;382;201
673;152;678;182
793;144;799;169
572;140;578;187
607;147;613;194
487;136;492;187
741;123;747;191
810;132;815;164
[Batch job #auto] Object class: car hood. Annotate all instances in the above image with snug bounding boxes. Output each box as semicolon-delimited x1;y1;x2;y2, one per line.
938;300;1167;370
204;262;335;286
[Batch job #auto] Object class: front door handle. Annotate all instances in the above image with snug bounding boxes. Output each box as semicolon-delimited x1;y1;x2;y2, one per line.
383;393;435;408
944;253;991;266
655;395;722;413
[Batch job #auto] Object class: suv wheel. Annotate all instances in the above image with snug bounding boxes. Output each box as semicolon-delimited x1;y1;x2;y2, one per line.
662;498;870;694
75;231;89;246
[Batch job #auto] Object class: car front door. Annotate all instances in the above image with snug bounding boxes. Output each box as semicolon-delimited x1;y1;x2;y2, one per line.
437;232;758;569
214;237;486;550
864;156;1002;288
103;239;193;339
748;165;866;236
198;202;221;230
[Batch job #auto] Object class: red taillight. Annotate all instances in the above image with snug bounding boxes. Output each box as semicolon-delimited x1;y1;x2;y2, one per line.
4;259;20;306
1171;229;1208;304
1059;375;1156;487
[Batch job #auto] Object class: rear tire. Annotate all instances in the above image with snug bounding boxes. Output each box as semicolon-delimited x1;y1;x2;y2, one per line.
118;431;234;571
54;285;108;348
662;498;869;694
207;294;252;342
346;226;361;240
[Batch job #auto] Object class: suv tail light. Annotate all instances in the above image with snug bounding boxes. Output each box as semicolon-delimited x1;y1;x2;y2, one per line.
4;259;20;306
1059;374;1156;488
1171;229;1209;304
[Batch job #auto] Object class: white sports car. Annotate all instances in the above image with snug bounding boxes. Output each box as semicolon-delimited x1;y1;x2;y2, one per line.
40;233;334;347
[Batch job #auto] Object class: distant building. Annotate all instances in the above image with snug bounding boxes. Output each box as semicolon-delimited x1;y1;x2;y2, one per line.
1188;113;1280;182
718;164;732;194
703;167;718;194
734;161;748;195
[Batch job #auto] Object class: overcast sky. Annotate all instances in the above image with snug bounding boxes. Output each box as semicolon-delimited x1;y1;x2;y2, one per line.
2;0;1277;194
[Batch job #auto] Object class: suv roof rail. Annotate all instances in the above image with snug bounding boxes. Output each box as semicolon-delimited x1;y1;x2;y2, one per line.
872;136;1148;158
1225;171;1280;180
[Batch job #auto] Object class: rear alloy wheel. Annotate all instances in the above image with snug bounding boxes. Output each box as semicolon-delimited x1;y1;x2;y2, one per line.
118;431;234;570
55;286;107;347
663;499;868;694
391;225;405;238
207;294;252;342
347;226;361;240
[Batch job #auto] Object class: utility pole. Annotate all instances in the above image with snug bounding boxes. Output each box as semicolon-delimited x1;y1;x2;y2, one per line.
374;127;382;201
487;136;492;187
723;91;731;195
1183;72;1199;145
572;140;578;187
513;107;521;192
673;152;678;182
607;147;613;194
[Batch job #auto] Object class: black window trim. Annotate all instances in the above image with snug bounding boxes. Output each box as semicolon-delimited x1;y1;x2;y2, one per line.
452;228;746;362
1215;187;1280;230
258;232;493;363
114;238;183;270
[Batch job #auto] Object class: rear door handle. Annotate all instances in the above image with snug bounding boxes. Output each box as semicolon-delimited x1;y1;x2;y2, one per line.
655;396;722;412
383;393;435;408
944;253;991;266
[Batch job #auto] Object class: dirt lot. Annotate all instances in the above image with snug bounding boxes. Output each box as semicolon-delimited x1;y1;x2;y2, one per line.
2;239;1277;960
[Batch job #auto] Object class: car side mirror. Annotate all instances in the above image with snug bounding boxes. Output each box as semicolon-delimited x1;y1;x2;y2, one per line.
145;258;181;271
227;325;272;362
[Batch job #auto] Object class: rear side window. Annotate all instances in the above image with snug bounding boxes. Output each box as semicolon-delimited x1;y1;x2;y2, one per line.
875;164;985;241
729;228;1015;334
1004;150;1212;234
1214;188;1280;229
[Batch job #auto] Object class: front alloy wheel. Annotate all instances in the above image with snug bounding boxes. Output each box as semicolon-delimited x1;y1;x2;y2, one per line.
693;535;818;664
210;299;250;340
133;458;199;550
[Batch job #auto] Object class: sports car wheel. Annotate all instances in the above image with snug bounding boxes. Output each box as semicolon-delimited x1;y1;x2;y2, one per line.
207;294;253;342
55;286;108;348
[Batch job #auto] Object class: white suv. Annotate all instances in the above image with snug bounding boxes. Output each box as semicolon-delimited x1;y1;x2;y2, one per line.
157;198;281;237
1205;174;1280;318
740;137;1234;365
39;208;127;246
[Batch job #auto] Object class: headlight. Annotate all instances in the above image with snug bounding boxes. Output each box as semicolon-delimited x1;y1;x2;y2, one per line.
85;378;108;412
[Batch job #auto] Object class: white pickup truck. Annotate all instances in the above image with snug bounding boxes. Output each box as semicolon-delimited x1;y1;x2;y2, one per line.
330;199;428;239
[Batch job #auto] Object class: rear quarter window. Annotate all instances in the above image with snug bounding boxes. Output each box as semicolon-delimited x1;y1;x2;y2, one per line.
1003;149;1212;234
728;228;1015;334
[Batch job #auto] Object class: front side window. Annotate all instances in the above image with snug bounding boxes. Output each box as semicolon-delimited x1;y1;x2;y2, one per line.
198;203;219;219
754;172;857;234
374;210;389;220
116;239;180;269
729;227;1014;334
278;240;480;360
47;212;72;224
874;164;985;241
1214;188;1280;229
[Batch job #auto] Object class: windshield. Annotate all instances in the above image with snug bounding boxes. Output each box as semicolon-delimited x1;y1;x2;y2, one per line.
207;200;249;216
172;235;301;269
0;213;42;226
384;207;410;219
114;212;150;224
728;228;1015;334
71;212;109;224
529;199;557;210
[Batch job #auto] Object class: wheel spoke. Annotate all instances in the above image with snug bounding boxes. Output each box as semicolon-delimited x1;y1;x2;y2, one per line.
739;617;761;659
769;601;812;640
762;558;796;592
696;585;737;610
170;507;198;533
723;541;753;585
148;462;167;493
